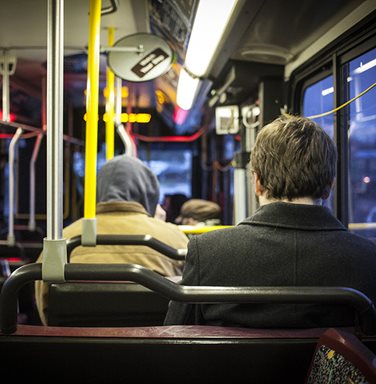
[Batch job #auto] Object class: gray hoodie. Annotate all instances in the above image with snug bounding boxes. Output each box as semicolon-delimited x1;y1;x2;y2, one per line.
97;155;160;216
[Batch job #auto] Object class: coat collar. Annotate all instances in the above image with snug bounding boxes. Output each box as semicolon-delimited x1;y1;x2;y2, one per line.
240;202;346;231
96;201;150;216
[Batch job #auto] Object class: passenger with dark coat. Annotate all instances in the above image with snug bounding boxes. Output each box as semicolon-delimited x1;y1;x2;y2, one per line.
164;115;376;329
35;155;188;325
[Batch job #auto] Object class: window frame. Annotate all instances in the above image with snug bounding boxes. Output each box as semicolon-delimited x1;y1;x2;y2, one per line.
288;13;376;228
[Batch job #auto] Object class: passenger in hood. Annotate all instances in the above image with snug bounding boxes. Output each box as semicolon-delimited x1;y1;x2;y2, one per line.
96;154;160;216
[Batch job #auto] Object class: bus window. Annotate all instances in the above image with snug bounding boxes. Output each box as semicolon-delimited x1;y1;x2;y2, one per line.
303;75;335;138
303;75;334;211
348;47;376;233
138;146;192;204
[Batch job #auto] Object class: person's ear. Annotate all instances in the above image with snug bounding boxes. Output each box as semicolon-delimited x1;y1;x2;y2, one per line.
253;173;264;196
322;180;335;200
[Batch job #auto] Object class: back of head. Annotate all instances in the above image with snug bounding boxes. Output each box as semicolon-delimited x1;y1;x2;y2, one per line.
177;199;221;224
97;155;160;216
251;115;337;201
163;193;189;223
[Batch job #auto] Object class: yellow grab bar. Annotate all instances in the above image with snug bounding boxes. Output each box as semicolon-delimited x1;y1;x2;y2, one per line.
105;27;115;160
84;0;102;219
179;225;233;235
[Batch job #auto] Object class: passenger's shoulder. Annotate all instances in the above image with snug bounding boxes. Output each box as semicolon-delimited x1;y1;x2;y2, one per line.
160;221;188;233
157;221;190;242
345;232;376;251
197;224;247;242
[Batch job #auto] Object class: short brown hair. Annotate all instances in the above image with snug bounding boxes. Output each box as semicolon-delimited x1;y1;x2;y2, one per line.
250;115;337;200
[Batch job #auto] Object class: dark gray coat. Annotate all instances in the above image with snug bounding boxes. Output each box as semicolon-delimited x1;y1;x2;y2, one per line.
164;202;376;328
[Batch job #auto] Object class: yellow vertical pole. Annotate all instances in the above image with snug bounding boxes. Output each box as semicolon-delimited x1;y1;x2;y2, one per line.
105;27;115;160
83;0;101;245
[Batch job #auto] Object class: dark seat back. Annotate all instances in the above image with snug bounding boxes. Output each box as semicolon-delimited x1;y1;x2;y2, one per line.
2;325;375;383
0;325;325;383
48;281;169;326
1;263;376;382
2;263;376;335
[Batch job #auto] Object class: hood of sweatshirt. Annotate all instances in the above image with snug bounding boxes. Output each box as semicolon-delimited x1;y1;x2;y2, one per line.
97;155;160;216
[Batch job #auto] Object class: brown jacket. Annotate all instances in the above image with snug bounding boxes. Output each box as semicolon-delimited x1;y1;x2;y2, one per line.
35;201;188;324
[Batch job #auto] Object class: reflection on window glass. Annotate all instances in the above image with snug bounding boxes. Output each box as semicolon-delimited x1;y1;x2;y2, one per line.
303;75;334;211
138;148;192;203
348;47;376;237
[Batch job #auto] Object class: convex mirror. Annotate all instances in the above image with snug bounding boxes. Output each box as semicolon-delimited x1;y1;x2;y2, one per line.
107;32;174;82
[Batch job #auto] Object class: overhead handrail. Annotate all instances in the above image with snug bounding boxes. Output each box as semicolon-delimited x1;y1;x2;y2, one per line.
2;52;20;247
66;234;187;261
101;0;118;15
125;85;137;157
1;262;376;335
7;127;23;246
82;0;102;246
115;77;136;156
0;52;16;122
0;120;83;145
116;123;137;156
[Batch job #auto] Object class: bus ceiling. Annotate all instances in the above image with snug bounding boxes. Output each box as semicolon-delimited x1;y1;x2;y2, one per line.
0;0;373;133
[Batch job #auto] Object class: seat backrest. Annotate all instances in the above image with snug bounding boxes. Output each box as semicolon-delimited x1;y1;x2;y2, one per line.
306;328;376;383
48;281;170;326
0;324;327;383
3;263;376;334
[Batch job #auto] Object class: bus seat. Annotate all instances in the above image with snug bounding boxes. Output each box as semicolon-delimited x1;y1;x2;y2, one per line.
2;263;376;335
47;281;169;326
1;324;375;382
1;263;376;382
0;324;327;382
305;327;376;383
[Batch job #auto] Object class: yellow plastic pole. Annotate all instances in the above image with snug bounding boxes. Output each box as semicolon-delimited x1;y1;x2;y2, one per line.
105;27;115;160
84;0;101;219
179;225;233;235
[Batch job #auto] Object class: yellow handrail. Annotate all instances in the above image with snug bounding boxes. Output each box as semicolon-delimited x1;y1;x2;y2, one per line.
84;0;102;219
105;27;115;160
179;225;233;235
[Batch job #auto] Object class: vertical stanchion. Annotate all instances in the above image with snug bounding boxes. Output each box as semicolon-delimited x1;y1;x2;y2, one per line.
82;0;102;245
7;128;23;246
42;0;67;282
105;27;115;160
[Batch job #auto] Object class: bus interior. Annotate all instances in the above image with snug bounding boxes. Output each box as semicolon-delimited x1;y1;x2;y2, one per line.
1;0;376;382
